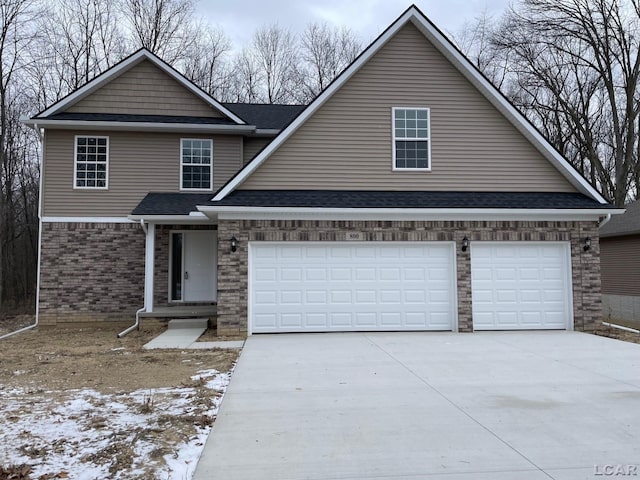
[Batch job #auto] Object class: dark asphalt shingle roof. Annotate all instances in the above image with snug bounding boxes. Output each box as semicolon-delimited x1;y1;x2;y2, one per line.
600;199;639;237
44;112;237;125
41;105;306;130
210;191;609;209
222;103;306;130
132;193;214;215
132;191;610;216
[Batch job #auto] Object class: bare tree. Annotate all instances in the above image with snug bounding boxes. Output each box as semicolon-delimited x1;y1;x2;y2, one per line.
296;22;361;102
491;0;640;205
252;24;299;103
228;47;263;103
0;0;40;311
40;0;125;92
120;0;197;64
181;24;233;98
452;11;510;90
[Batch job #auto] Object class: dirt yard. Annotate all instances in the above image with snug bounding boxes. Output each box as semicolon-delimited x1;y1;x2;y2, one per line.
0;325;240;480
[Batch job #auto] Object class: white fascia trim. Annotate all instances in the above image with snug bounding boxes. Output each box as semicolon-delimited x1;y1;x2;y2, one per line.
128;214;214;224
42;216;134;223
23;118;255;133
213;7;606;204
35;50;246;124
199;206;622;222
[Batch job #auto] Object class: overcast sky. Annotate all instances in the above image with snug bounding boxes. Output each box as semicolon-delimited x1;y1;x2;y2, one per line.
198;0;513;48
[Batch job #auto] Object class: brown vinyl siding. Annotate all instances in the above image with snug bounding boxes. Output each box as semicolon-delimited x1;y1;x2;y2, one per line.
241;24;576;192
43;130;241;216
600;235;640;295
243;137;272;165
66;60;224;118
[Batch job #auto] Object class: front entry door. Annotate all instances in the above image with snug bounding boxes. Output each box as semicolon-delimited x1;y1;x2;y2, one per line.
172;231;217;302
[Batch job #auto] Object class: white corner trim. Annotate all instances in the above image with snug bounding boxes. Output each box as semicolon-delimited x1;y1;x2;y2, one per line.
35;50;246;125
213;6;606;204
42;216;134;223
144;223;155;312
198;205;622;222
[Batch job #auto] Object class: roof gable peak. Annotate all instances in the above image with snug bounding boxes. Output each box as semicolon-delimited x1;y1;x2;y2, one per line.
213;5;606;204
35;48;246;124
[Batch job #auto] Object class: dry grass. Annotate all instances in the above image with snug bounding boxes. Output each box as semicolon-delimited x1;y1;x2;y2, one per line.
0;325;240;479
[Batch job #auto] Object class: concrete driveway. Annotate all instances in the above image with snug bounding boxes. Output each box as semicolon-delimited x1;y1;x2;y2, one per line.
194;332;640;480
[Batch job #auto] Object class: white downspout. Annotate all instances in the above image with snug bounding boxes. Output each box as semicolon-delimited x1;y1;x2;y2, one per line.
599;213;612;228
1;125;44;340
118;219;151;338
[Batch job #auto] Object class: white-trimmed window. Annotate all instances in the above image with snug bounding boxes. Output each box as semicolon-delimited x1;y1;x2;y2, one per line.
392;107;430;170
181;138;213;191
74;136;109;189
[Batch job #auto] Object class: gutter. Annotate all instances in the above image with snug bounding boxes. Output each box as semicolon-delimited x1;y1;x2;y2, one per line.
117;219;147;338
21;117;257;134
1;124;44;340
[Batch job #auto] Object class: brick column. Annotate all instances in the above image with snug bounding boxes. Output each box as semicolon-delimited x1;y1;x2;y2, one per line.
217;220;249;336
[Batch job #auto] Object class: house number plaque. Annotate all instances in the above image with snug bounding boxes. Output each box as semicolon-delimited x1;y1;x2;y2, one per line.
345;232;364;241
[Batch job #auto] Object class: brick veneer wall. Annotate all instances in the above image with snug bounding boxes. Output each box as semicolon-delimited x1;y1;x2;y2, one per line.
39;222;145;325
217;219;601;336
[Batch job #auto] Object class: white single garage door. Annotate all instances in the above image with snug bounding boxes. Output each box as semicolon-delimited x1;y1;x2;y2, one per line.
471;242;572;330
250;242;456;333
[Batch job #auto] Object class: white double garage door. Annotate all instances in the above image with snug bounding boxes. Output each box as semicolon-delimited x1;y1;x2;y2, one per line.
249;242;573;333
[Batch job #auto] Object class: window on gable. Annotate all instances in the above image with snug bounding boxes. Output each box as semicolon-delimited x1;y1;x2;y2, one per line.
75;136;108;189
393;108;430;170
181;139;213;191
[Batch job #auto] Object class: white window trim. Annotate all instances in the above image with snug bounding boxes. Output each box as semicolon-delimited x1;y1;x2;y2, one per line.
180;138;214;192
73;135;109;190
391;107;431;172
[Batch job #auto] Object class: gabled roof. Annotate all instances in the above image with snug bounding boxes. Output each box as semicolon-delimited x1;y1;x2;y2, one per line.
223;103;306;131
213;5;607;204
33;49;246;125
600;199;639;237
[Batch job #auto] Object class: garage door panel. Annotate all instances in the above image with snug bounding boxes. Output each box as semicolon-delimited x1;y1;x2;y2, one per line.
306;313;328;327
472;243;571;331
250;242;455;333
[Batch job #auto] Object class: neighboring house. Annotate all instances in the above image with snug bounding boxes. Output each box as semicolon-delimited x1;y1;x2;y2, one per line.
600;200;640;321
24;5;620;336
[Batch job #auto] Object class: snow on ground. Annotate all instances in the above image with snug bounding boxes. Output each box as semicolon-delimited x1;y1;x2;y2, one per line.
0;368;232;480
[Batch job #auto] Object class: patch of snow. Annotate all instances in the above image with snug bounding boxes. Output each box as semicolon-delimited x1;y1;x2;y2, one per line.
0;369;233;480
110;347;125;351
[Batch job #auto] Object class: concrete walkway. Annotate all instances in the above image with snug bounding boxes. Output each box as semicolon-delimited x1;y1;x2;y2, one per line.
143;319;244;349
194;332;640;480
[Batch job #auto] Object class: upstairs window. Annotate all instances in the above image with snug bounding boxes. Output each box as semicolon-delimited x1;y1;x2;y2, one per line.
74;136;108;189
393;107;430;170
181;139;213;191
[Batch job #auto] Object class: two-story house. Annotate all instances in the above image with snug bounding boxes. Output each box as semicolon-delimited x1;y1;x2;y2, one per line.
25;5;620;337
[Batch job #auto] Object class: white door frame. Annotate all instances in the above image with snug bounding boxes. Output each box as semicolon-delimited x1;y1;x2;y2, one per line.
169;230;217;303
470;241;574;331
247;241;458;335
